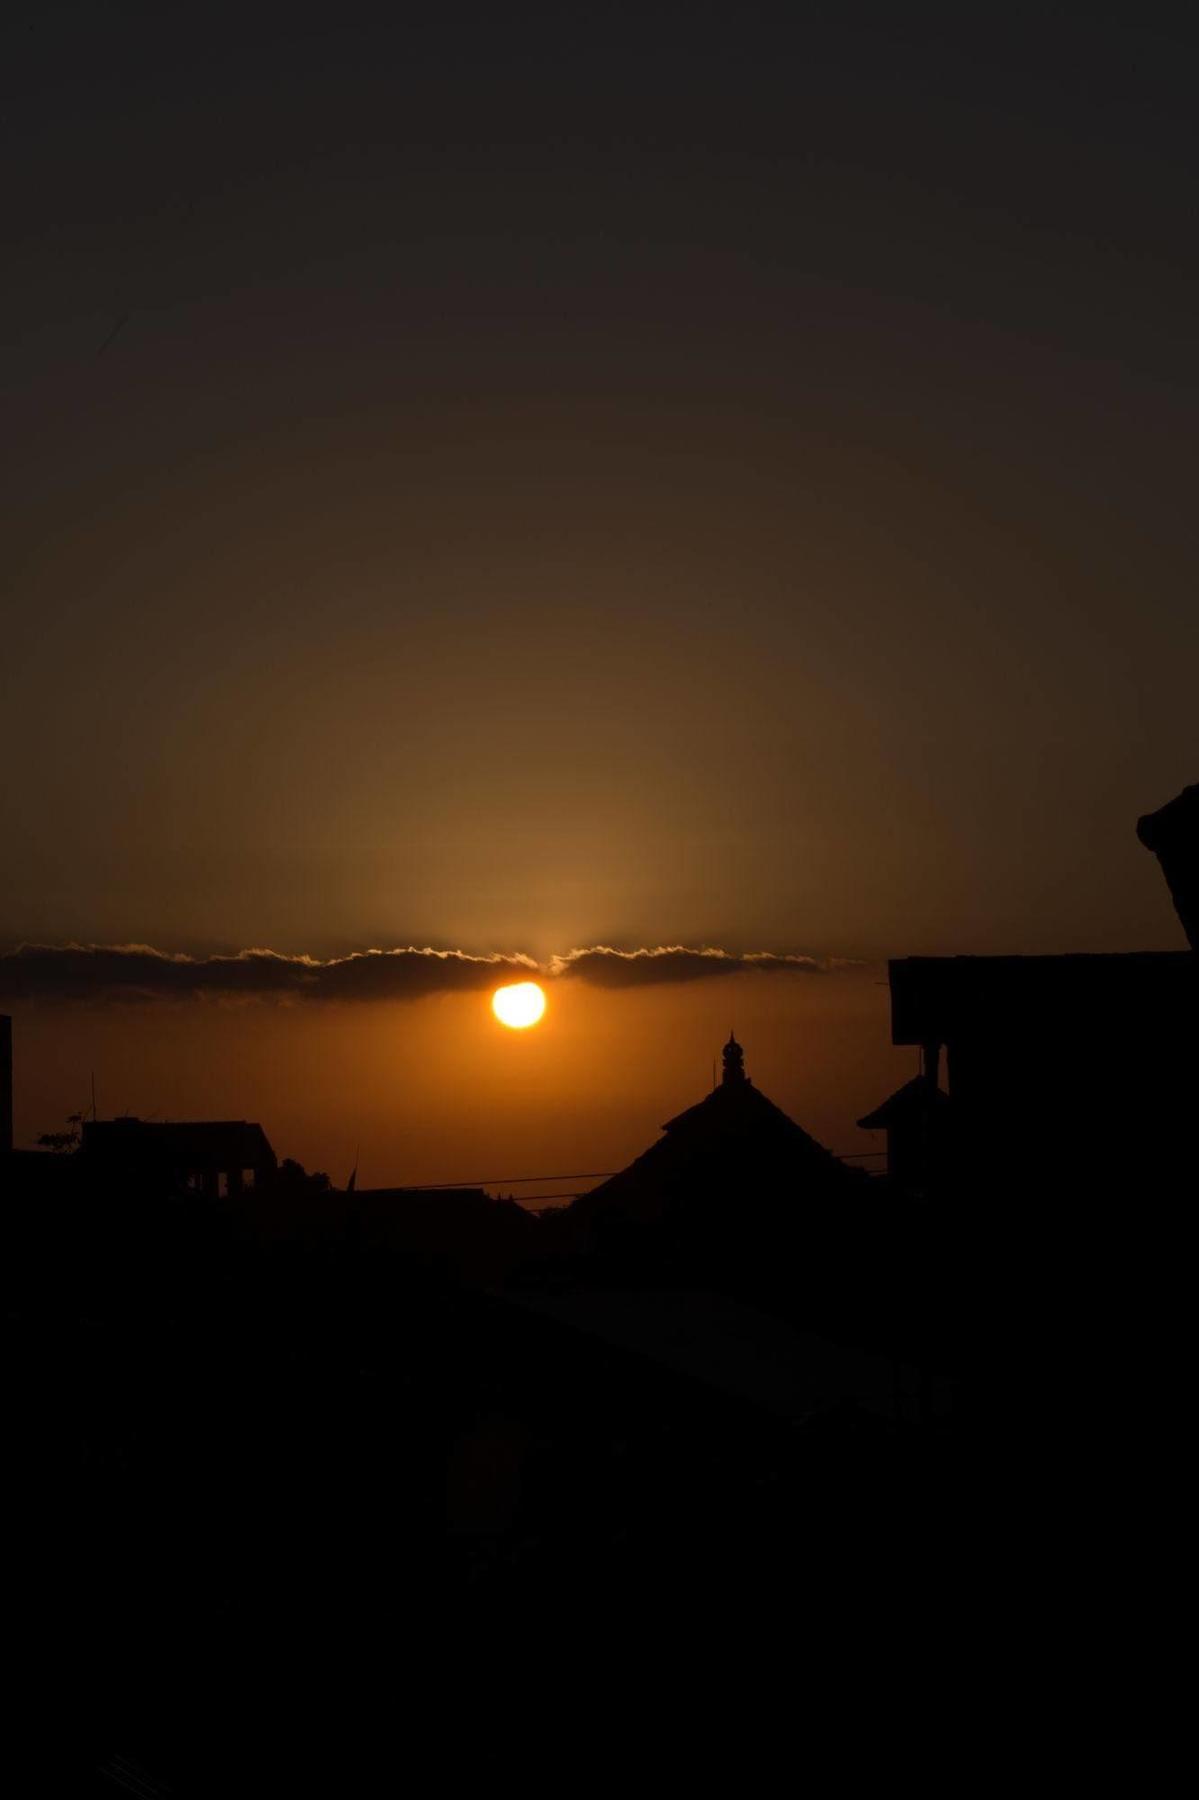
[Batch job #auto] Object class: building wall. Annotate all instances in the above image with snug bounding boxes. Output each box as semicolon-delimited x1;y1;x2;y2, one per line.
0;1015;11;1156
945;1022;1192;1202
890;955;1196;1205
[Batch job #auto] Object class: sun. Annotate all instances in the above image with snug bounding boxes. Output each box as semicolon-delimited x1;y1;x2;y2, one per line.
491;981;547;1029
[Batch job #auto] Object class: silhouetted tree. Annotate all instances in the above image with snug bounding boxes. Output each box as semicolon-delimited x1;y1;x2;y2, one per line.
276;1157;332;1195
37;1111;85;1154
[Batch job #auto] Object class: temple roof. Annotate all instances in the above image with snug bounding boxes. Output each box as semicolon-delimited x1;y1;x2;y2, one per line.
573;1045;862;1227
857;1077;951;1131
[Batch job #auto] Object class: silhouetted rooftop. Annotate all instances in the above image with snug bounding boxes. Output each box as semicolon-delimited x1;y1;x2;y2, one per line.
81;1119;277;1167
575;1044;861;1226
857;1077;951;1131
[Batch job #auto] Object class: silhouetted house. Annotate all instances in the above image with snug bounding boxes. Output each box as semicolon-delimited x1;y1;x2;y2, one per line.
876;791;1199;1204
886;953;1197;1201
571;1034;866;1253
80;1118;277;1198
857;1064;952;1197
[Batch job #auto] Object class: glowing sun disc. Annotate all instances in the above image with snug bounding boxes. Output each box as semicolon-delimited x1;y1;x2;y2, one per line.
491;981;546;1029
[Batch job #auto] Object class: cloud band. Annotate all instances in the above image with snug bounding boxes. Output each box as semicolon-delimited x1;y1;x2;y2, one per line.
0;941;846;1005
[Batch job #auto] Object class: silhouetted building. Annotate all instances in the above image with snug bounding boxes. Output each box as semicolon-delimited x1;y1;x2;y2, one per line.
1;1013;11;1156
876;793;1199;1204
857;1062;952;1197
721;1030;747;1085
80;1118;277;1198
886;952;1197;1201
571;1035;865;1245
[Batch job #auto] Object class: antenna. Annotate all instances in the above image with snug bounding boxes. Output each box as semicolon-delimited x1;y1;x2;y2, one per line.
90;1071;98;1122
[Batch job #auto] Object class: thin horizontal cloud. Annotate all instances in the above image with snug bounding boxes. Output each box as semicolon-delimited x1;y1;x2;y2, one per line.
0;944;537;1005
548;947;834;985
0;941;855;1005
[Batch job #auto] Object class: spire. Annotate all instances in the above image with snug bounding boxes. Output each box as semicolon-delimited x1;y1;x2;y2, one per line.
721;1031;747;1086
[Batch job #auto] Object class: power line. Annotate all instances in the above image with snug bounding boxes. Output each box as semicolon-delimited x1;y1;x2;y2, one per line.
406;1148;887;1189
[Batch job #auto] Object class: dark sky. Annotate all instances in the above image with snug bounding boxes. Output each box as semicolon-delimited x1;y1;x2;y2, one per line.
3;1;1196;966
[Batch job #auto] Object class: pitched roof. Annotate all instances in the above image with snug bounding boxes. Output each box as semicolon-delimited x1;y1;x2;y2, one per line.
573;1070;861;1227
857;1078;950;1131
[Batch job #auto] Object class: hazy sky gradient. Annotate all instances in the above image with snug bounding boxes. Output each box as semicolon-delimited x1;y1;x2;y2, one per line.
3;4;1194;1173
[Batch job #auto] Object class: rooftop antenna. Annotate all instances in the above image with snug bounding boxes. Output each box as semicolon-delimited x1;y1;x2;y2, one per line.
90;1071;97;1122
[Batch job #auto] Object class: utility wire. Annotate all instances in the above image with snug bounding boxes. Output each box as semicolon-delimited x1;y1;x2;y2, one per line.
406;1148;887;1189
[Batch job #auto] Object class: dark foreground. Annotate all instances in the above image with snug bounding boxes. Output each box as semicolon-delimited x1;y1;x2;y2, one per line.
8;1169;1027;1789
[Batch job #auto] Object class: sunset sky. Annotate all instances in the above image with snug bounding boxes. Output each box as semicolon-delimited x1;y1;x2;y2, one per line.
2;4;1194;1183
